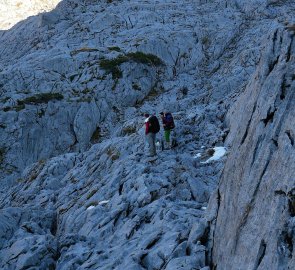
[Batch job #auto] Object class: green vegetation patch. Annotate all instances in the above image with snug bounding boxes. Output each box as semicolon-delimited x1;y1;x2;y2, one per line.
99;55;128;79
3;104;25;112
108;46;121;52
18;93;64;106
70;47;99;57
99;51;164;79
126;52;163;66
3;93;64;112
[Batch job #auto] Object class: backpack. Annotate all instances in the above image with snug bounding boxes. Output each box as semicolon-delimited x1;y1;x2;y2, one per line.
149;115;160;133
165;113;175;129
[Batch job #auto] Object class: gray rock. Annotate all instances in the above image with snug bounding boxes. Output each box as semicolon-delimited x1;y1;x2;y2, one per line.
211;28;295;269
0;0;294;269
187;219;208;247
165;254;205;270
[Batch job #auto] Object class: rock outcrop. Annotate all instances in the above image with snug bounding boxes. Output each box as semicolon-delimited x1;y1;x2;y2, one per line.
211;27;295;269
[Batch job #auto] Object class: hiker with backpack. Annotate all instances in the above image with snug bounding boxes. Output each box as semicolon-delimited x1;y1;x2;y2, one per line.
160;111;175;149
144;113;160;157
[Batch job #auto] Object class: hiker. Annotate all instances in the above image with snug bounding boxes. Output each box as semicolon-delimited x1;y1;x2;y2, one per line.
144;113;160;157
160;111;175;149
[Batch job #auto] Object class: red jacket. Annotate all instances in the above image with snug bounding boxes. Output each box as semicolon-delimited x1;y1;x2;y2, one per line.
145;118;150;134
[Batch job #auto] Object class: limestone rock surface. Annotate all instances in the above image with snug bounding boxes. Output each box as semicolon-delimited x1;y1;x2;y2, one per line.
211;27;295;269
0;0;295;269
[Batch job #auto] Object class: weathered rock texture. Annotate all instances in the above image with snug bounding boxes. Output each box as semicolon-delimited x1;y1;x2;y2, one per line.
0;0;295;269
211;27;295;269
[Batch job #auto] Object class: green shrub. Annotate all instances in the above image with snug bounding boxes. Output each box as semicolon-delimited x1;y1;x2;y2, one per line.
108;46;121;52
70;47;99;56
15;104;25;111
18;93;64;105
0;97;9;103
77;97;91;103
3;93;63;112
3;107;11;112
126;52;163;66
99;55;128;79
99;52;163;79
3;104;25;112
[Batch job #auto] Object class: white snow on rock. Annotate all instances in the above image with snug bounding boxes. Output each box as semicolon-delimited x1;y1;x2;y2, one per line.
194;153;202;159
98;200;109;205
201;147;227;163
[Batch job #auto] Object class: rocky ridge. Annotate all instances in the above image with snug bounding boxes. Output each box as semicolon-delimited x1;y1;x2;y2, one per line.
0;0;294;269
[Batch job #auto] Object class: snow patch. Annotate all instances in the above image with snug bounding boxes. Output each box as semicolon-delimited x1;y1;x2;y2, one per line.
87;200;109;210
201;147;227;163
99;200;109;205
194;153;202;159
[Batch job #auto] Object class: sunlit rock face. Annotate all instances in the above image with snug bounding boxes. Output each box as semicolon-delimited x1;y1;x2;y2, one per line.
0;0;295;269
0;0;61;30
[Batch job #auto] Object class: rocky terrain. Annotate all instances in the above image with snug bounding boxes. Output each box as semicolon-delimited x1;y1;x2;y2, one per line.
0;0;294;269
